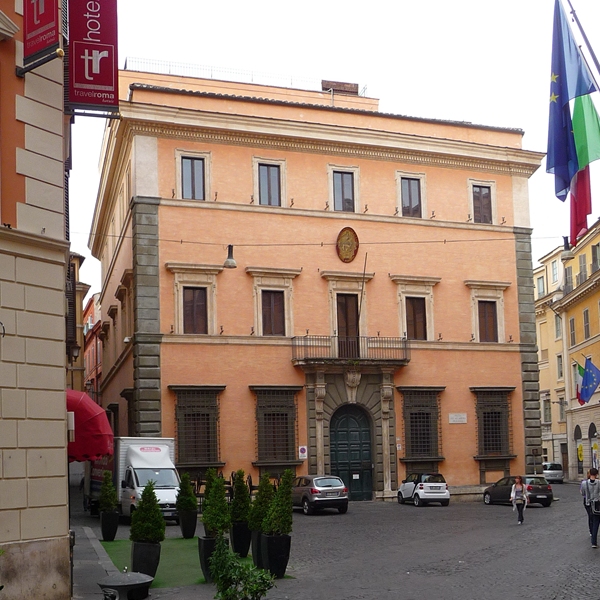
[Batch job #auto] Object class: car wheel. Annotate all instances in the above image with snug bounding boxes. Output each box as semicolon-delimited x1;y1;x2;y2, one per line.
541;500;552;507
338;504;348;514
413;494;422;507
302;499;314;515
398;492;405;505
441;500;450;507
483;493;492;505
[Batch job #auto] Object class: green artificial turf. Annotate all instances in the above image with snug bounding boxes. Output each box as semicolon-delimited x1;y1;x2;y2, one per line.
100;538;206;587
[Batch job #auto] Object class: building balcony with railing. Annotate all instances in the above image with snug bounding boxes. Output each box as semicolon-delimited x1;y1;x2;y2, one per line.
291;335;410;368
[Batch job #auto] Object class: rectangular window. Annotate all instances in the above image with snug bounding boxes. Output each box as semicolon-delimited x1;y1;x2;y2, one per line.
402;389;440;459
537;276;545;297
572;363;579;397
401;178;421;218
262;290;285;336
255;389;297;462
183;287;207;334
559;397;566;421
555;314;562;339
333;171;355;212
258;164;281;206
569;317;576;347
552;260;558;283
565;266;573;292
478;300;498;342
475;389;510;456
182;157;205;200
557;354;563;379
473;185;492;224
592;245;600;273
584;308;590;339
543;396;552;423
174;387;221;464
579;254;588;283
406;297;427;340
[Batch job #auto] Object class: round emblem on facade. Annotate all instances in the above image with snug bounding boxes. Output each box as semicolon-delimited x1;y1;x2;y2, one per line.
336;227;359;263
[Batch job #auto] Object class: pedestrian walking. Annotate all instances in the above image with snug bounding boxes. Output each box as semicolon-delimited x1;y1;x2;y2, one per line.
581;470;592;537
582;468;600;548
510;475;528;525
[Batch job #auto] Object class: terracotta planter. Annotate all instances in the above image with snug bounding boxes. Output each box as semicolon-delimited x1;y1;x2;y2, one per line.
251;530;263;569
131;541;161;578
100;511;119;542
260;533;291;579
178;510;198;539
230;521;252;558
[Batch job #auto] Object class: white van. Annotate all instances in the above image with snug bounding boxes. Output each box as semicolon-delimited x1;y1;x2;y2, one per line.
542;462;564;484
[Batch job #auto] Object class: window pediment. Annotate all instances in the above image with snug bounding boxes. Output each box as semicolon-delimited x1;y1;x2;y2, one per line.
464;280;510;290
320;270;374;283
0;11;18;41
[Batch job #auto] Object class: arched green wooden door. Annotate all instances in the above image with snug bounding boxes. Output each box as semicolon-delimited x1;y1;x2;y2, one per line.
330;405;373;501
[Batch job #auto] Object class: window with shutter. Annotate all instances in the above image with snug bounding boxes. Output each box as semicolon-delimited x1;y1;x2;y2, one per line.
183;287;207;334
406;297;427;340
182;157;205;200
478;300;498;342
401;178;422;218
473;185;492;224
333;171;355;212
258;164;281;206
262;290;285;336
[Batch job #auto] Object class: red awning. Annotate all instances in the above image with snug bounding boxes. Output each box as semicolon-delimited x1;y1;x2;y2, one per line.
66;390;114;462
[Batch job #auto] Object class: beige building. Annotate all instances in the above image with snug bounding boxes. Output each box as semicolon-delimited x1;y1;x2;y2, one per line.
0;4;71;599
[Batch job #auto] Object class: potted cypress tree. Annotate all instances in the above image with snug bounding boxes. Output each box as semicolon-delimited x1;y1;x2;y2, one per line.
99;470;120;542
229;469;252;558
176;472;198;539
248;473;275;569
260;469;293;579
130;480;166;577
201;468;217;537
210;535;274;600
198;474;231;583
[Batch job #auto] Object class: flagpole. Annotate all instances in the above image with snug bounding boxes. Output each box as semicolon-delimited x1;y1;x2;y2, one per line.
565;0;600;80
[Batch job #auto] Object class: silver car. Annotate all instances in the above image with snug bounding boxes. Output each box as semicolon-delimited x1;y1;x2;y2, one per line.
542;462;564;483
292;475;349;515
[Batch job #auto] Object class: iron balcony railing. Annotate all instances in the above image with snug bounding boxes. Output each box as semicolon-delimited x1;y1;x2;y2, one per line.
291;335;410;363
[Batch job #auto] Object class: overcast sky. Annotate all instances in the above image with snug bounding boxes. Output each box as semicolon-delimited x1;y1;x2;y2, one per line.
69;0;600;296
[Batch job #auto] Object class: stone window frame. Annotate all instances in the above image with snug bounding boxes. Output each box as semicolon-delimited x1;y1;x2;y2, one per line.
166;262;223;335
468;178;497;225
174;149;212;201
327;164;360;213
389;274;440;341
464;280;510;343
252;156;287;207
245;266;301;336
320;270;374;339
395;170;427;219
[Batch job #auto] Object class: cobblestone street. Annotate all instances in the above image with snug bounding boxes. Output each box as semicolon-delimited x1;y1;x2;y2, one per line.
73;483;594;600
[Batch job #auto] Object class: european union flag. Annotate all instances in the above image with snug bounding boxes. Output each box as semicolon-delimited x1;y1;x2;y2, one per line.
580;357;600;403
547;0;597;201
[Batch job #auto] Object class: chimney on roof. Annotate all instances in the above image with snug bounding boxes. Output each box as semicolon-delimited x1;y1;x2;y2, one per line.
321;80;359;96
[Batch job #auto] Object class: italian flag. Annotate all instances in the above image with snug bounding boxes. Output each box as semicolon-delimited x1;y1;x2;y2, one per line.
577;362;586;406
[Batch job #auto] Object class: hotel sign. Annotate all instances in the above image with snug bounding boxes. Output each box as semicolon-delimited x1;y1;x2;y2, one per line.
24;0;60;66
68;0;119;111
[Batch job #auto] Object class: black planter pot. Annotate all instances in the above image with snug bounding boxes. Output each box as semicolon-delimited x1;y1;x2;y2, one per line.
198;536;227;583
131;541;161;578
260;533;291;579
251;530;263;569
178;510;198;539
230;521;252;558
100;511;119;542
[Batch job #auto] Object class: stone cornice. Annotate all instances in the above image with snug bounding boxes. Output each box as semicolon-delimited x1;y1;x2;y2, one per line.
118;109;543;178
0;11;19;41
165;262;224;275
464;279;511;290
320;270;375;282
389;274;441;286
245;266;302;278
553;270;600;311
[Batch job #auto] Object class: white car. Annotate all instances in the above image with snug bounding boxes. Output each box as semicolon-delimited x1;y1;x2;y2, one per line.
397;473;450;506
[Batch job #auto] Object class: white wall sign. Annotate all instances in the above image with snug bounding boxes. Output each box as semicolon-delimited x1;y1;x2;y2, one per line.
449;413;467;424
353;473;360;479
298;445;307;460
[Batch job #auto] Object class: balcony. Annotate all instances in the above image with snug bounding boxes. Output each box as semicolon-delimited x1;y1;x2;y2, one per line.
291;335;410;368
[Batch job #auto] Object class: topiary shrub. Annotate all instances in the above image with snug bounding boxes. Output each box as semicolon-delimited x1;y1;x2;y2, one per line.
202;467;217;513
130;480;166;543
210;535;274;600
248;473;275;532
262;470;293;536
202;475;231;535
176;472;198;512
230;469;251;524
98;470;119;513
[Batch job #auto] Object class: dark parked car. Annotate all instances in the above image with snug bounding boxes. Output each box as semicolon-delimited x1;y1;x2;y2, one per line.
483;475;553;507
292;475;349;515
